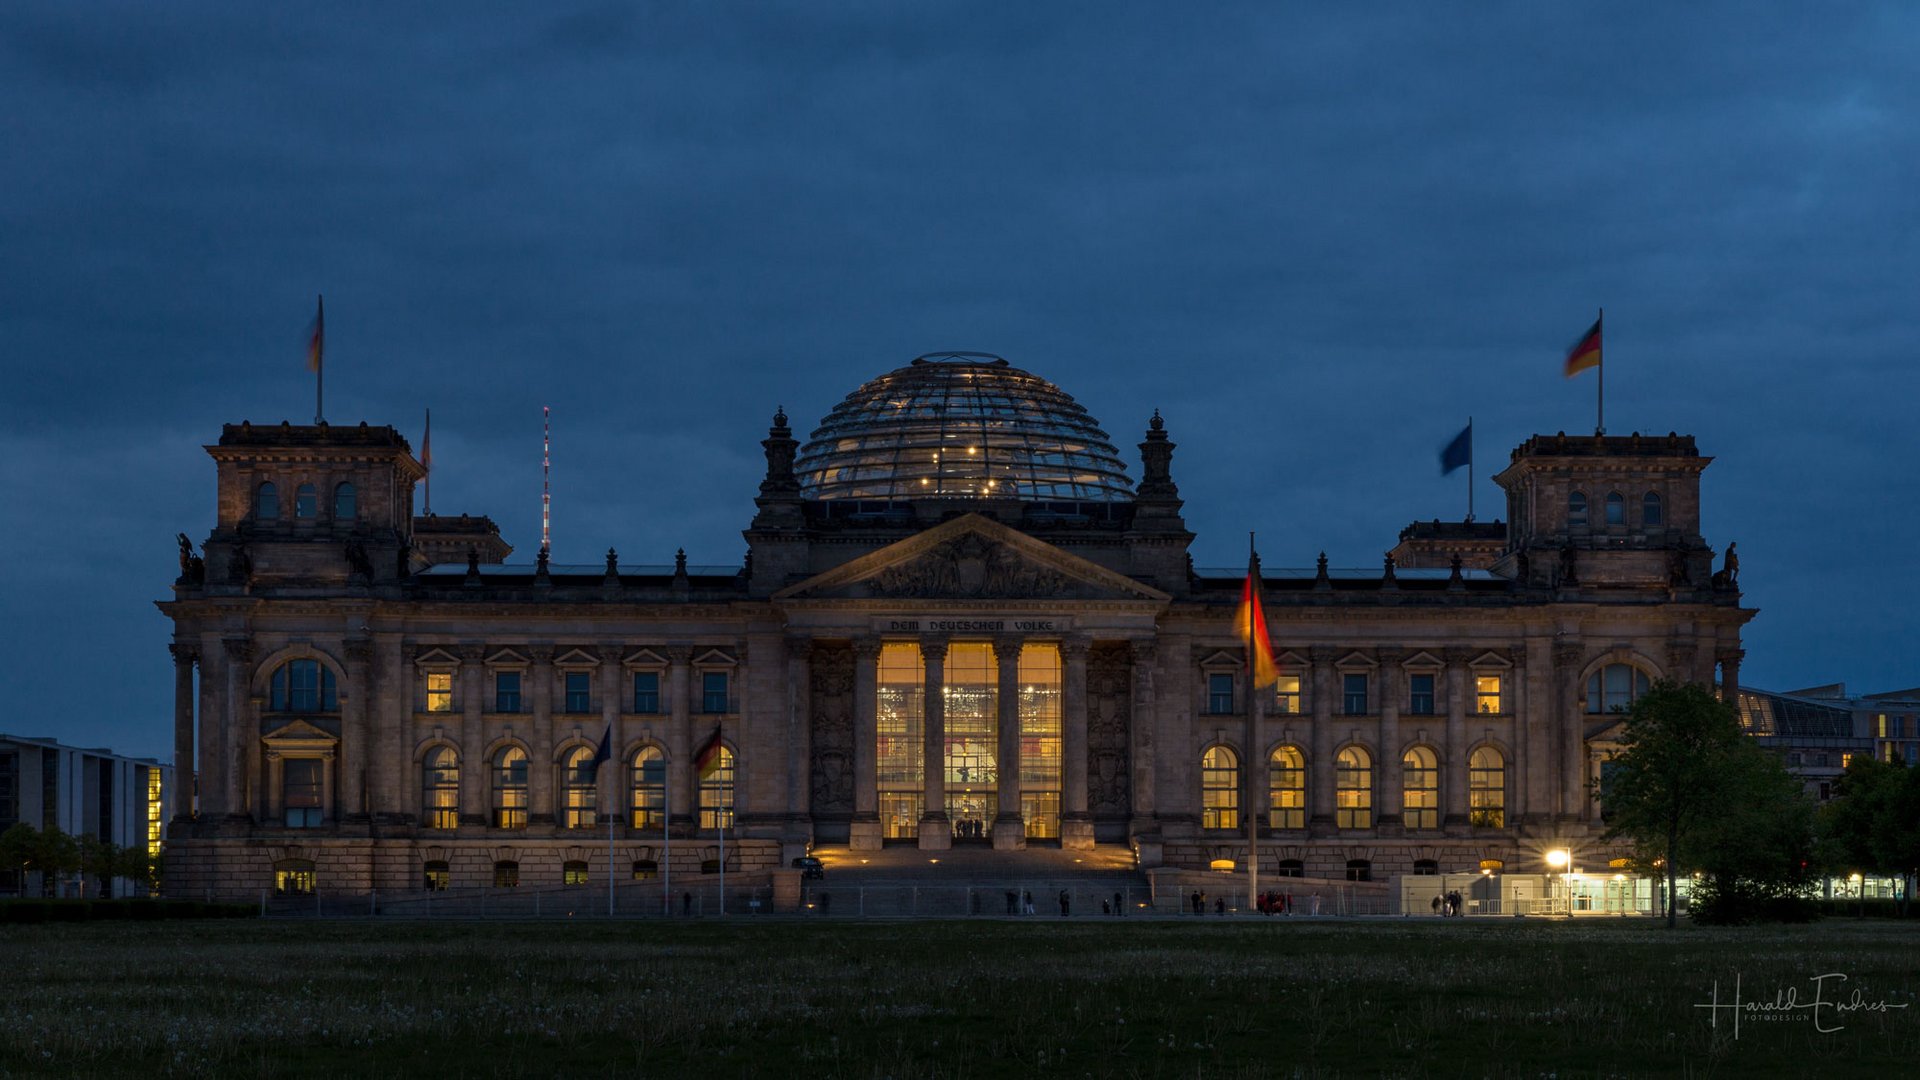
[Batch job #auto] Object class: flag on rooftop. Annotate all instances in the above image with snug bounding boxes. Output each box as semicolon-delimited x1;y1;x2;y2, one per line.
1440;419;1472;475
695;725;726;778
1563;314;1601;377
1233;555;1278;689
306;295;324;373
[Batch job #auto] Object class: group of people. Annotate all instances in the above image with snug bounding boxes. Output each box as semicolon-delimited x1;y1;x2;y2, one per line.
953;819;988;840
1255;891;1296;915
1431;890;1466;916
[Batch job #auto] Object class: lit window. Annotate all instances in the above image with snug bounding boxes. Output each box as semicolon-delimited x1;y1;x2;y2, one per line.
1346;859;1372;882
1476;674;1502;714
1469;746;1505;827
1017;643;1063;840
1402;747;1438;829
270;660;337;712
701;672;731;714
255;481;279;521
492;747;528;829
1409;674;1435;715
274;859;315;895
333;482;356;521
632;671;660;714
283;759;323;828
492;861;519;888
1268;745;1305;830
1568;491;1588;527
426;672;453;712
1208;674;1235;715
1585;664;1651;714
631;859;658;880
698;746;735;830
1273;673;1302;715
630;746;666;829
423;861;450;891
1343;674;1368;716
1643;491;1663;526
295;483;318;519
562;746;598;829
1335;746;1372;829
565;672;591;713
1605;491;1625;525
1201;746;1238;830
563;860;590;886
421;746;459;829
494;671;521;713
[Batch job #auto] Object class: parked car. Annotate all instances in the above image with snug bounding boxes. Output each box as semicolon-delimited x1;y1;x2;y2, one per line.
792;855;825;880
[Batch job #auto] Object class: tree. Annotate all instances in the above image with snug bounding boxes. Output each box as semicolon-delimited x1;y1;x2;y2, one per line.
1819;756;1920;915
0;822;81;897
1600;679;1813;927
1683;737;1818;923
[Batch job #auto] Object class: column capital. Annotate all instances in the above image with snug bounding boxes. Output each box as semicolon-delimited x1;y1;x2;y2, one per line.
597;641;626;662
1129;639;1157;665
169;643;200;666
456;643;487;664
666;645;695;665
852;636;883;661
1376;647;1406;668
786;635;813;660
1060;634;1091;661
1552;640;1584;667
919;635;951;661
1443;645;1477;667
222;638;253;663
1716;649;1746;665
528;645;556;665
1307;645;1339;665
990;634;1022;664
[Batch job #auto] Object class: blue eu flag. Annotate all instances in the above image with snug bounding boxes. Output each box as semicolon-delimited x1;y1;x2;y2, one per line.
1440;421;1472;475
590;723;612;770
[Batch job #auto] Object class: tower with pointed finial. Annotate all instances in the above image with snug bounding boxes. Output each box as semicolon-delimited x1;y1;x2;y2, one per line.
745;405;810;595
1127;409;1193;595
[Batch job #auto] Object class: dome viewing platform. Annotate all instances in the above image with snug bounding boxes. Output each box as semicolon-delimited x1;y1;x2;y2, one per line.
794;352;1134;502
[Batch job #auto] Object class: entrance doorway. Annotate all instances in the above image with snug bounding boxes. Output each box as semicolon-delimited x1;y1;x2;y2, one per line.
947;791;997;842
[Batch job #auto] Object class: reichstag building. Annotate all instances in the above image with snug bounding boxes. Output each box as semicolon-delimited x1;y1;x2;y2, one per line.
158;352;1753;896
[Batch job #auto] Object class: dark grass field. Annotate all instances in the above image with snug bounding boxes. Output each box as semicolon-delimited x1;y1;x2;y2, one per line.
3;917;1916;1078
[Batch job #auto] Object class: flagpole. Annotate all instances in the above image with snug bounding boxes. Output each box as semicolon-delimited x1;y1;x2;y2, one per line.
1595;308;1604;436
717;719;725;916
312;294;325;425
423;408;432;515
1246;533;1260;915
607;762;615;918
662;778;670;916
1466;417;1474;522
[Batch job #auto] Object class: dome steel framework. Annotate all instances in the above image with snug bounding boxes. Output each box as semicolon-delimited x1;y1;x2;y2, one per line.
794;352;1134;502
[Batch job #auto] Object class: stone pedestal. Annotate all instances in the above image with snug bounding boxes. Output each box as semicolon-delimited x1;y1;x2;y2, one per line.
992;813;1026;850
917;818;952;850
1060;815;1096;851
849;819;883;851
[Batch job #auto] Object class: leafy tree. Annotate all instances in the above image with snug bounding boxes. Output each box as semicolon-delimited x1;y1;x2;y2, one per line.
1819;757;1920;915
1600;679;1813;927
0;822;82;897
1683;737;1818;923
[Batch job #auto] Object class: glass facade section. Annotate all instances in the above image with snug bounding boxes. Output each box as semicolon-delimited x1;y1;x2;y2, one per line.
1018;643;1062;839
876;643;925;839
1268;745;1305;829
944;644;998;832
1402;747;1438;829
792;353;1134;502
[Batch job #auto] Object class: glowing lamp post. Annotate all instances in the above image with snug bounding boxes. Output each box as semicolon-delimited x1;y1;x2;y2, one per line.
1546;849;1572;917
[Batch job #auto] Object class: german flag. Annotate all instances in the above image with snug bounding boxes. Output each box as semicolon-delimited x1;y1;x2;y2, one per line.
1233;558;1278;689
306;295;325;373
1563;315;1601;377
694;725;726;779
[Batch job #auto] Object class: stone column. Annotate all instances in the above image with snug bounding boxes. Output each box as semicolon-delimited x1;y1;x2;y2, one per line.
372;632;405;822
667;647;694;828
784;637;812;852
529;647;555;827
169;644;198;823
1552;641;1584;824
991;635;1024;850
918;636;951;849
1128;640;1158;838
197;632;223;819
222;638;252;823
849;637;882;850
599;642;623;830
1376;649;1404;829
1718;649;1744;704
1060;635;1093;850
1443;647;1471;830
342;639;375;823
1308;647;1336;834
1512;647;1532;824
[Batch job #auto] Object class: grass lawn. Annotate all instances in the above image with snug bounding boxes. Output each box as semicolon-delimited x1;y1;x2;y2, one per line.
3;917;1916;1077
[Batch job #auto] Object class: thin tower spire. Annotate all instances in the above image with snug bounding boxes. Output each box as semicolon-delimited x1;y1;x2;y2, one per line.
541;406;552;553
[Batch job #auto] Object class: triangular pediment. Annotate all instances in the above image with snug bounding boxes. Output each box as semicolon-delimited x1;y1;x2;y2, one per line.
414;647;463;668
1472;650;1513;670
773;513;1171;604
553;647;601;668
487;647;530;667
623;647;668;669
262;719;337;745
1403;650;1444;670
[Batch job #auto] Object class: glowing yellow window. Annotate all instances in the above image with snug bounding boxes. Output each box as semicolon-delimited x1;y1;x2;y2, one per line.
426;672;453;712
1476;675;1502;714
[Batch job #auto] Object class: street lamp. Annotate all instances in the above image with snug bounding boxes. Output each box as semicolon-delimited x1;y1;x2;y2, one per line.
1546;848;1572;917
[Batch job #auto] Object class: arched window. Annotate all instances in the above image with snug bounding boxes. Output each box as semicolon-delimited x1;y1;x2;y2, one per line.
333;482;357;521
1469;746;1506;828
1335;746;1372;829
1585;664;1652;714
421;747;459;829
423;861;450;891
273;858;315;895
1275;858;1305;878
270;659;337;712
1605;491;1625;525
1402;747;1438;829
563;860;590;886
255;481;279;521
1268;746;1305;830
1643;491;1663;526
492;746;528;829
294;483;318;519
562;746;598;829
631;746;666;829
1412;858;1440;876
698;746;735;830
1345;858;1372;882
492;860;519;888
1200;746;1239;830
1568;491;1588;527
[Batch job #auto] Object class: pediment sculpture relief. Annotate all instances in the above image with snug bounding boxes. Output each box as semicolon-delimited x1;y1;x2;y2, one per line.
867;533;1070;599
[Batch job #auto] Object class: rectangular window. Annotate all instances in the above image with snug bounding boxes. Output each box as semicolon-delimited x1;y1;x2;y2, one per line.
1408;674;1435;715
283;759;323;828
1476;675;1502;714
1877;714;1886;738
1273;673;1302;715
1208;673;1235;715
426;672;453;713
701;672;730;714
1343;674;1369;716
494;671;521;713
565;672;591;713
632;671;660;714
1841;752;1854;769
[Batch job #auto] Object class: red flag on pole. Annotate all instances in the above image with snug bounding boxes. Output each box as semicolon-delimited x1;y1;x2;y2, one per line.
1233;557;1278;688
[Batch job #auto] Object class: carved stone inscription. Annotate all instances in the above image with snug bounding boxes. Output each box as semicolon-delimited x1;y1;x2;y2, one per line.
808;643;856;822
1086;641;1132;824
868;533;1069;599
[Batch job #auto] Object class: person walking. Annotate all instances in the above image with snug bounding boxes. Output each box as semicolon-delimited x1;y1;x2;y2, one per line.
1432;894;1443;917
1059;889;1071;916
1023;890;1035;916
1114;891;1124;916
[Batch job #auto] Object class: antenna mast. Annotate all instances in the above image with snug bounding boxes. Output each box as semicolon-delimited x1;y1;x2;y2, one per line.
541;406;552;552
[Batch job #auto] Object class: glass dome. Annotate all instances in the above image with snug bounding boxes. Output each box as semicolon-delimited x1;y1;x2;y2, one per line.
795;352;1134;502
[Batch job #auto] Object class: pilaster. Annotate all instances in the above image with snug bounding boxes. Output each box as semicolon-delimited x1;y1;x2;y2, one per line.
850;637;882;851
1060;635;1094;850
991;634;1024;850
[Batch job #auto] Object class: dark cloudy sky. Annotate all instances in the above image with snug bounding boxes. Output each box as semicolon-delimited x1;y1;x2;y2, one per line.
4;3;1915;758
